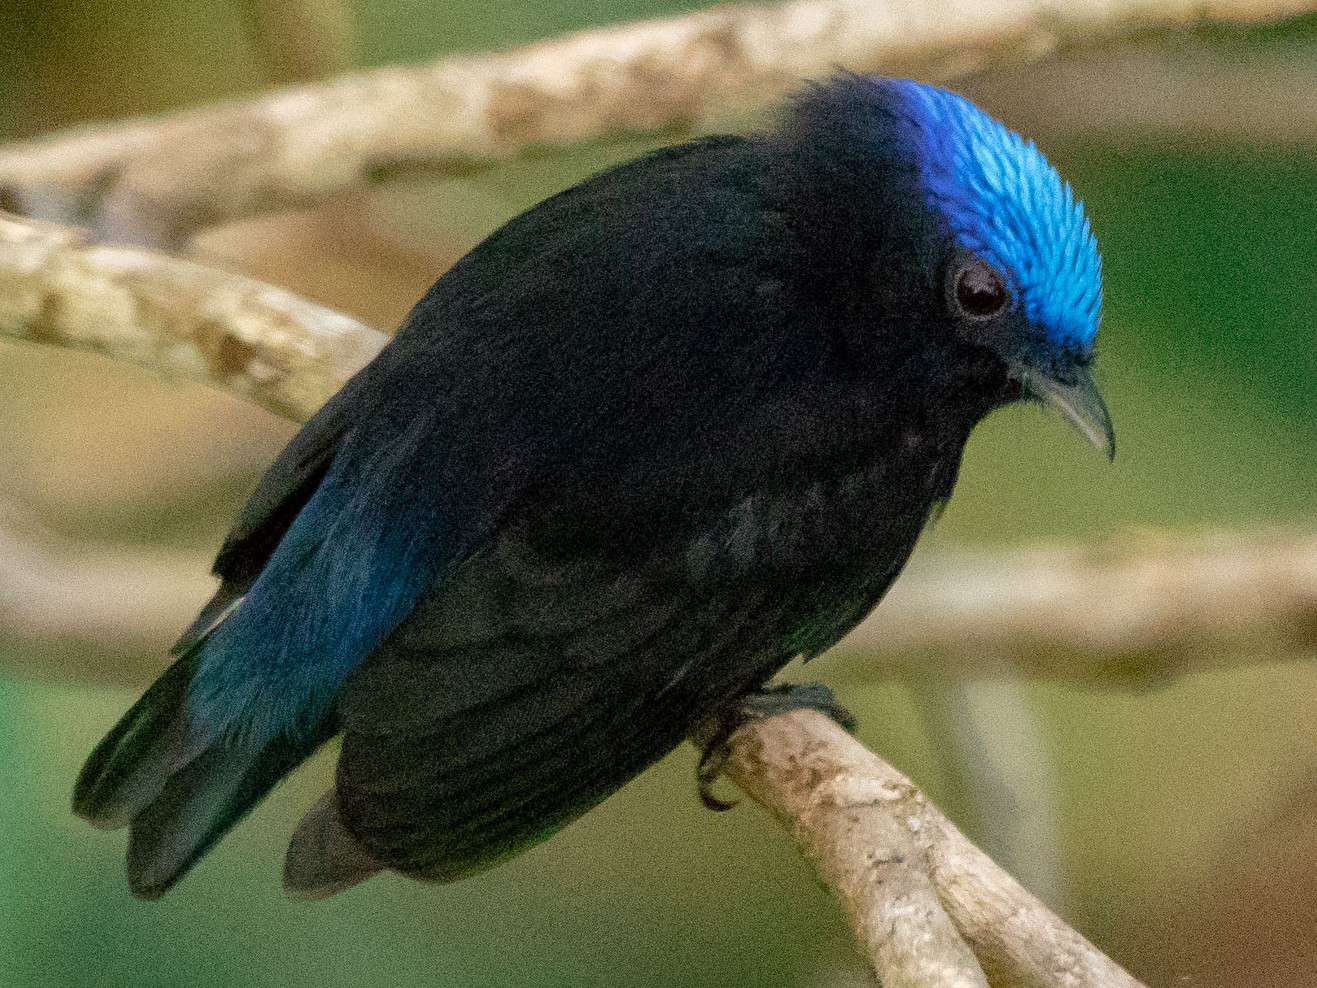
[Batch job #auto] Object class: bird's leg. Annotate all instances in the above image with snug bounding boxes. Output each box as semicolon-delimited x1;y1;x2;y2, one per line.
696;682;857;812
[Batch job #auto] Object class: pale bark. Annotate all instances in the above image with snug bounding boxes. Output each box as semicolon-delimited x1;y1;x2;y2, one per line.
716;710;1147;987
0;213;386;421
832;529;1317;684
2;0;1313;247
3;511;1312;686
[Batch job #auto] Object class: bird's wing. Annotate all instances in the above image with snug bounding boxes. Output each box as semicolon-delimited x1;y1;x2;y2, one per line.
171;370;368;654
283;511;797;894
75;376;511;899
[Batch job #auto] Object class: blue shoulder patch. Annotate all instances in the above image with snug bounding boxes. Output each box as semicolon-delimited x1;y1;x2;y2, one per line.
187;445;448;748
887;79;1102;351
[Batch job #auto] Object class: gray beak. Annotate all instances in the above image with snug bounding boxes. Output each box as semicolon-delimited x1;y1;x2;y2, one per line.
1017;362;1115;461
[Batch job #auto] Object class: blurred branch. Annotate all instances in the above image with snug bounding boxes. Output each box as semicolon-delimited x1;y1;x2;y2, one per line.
831;529;1317;685
963;45;1317;145
0;505;213;664
3;504;1311;686
0;213;387;422
711;709;1147;987
1;0;1313;249
238;0;358;85
908;678;1064;908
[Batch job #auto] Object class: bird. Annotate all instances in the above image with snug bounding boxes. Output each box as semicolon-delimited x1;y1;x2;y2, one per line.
73;73;1112;901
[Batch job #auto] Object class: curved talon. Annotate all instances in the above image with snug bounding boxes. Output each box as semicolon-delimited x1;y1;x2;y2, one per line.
696;682;856;812
746;682;858;734
697;731;740;812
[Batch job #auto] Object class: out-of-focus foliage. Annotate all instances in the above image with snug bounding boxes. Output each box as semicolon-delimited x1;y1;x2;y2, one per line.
0;3;1314;987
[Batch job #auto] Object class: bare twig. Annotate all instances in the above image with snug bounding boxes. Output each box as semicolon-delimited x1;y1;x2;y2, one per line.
2;0;1313;247
3;500;1311;689
832;529;1317;685
0;511;213;661
716;709;1147;987
962;46;1317;145
0;213;387;421
908;678;1064;907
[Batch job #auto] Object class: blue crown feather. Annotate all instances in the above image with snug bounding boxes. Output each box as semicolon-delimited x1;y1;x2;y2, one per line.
888;79;1102;351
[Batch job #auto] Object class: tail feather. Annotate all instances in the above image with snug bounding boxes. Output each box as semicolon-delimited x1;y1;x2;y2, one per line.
125;723;335;900
73;652;200;828
283;790;383;900
73;650;334;900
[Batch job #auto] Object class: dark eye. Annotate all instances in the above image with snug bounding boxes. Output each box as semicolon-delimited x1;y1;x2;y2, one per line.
953;258;1009;320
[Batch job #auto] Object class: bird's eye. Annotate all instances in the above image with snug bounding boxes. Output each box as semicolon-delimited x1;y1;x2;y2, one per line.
952;258;1009;320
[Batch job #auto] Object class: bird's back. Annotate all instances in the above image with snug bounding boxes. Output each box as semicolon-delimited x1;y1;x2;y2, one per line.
291;417;965;890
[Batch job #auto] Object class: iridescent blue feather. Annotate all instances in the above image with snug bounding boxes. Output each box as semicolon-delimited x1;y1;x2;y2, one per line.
888;79;1102;351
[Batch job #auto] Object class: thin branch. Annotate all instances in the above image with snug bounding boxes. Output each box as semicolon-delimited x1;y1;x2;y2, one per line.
961;44;1317;146
0;507;214;681
1;494;1311;688
1;431;1311;683
4;512;1312;687
908;678;1064;909
715;709;1147;987
830;529;1317;685
0;213;387;421
2;0;1313;247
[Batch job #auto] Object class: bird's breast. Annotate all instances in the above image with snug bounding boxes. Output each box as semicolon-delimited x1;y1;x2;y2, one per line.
680;422;967;661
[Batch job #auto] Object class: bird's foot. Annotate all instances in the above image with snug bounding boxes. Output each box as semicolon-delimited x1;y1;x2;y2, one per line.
696;682;857;812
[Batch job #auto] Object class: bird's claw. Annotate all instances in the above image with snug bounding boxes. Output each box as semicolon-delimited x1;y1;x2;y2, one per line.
696;682;857;812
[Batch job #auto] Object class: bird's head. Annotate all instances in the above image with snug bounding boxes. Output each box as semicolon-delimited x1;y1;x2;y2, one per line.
767;74;1113;459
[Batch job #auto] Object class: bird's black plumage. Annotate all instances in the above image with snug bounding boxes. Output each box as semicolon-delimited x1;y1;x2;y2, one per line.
74;74;1110;899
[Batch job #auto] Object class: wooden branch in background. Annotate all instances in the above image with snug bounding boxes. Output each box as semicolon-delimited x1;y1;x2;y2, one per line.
961;45;1317;146
0;213;386;421
237;0;359;86
2;0;1313;249
0;505;214;679
716;710;1147;987
3;509;1312;687
833;529;1317;685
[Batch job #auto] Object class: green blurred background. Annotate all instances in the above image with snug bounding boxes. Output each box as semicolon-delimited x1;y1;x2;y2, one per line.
1;2;1315;986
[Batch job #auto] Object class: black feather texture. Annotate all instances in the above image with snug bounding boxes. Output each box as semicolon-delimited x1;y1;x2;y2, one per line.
75;75;1107;898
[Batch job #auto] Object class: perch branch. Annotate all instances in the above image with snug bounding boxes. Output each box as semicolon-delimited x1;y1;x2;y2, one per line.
2;0;1314;247
712;710;1147;987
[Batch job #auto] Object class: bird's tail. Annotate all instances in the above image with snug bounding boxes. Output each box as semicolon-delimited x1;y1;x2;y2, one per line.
73;648;333;900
